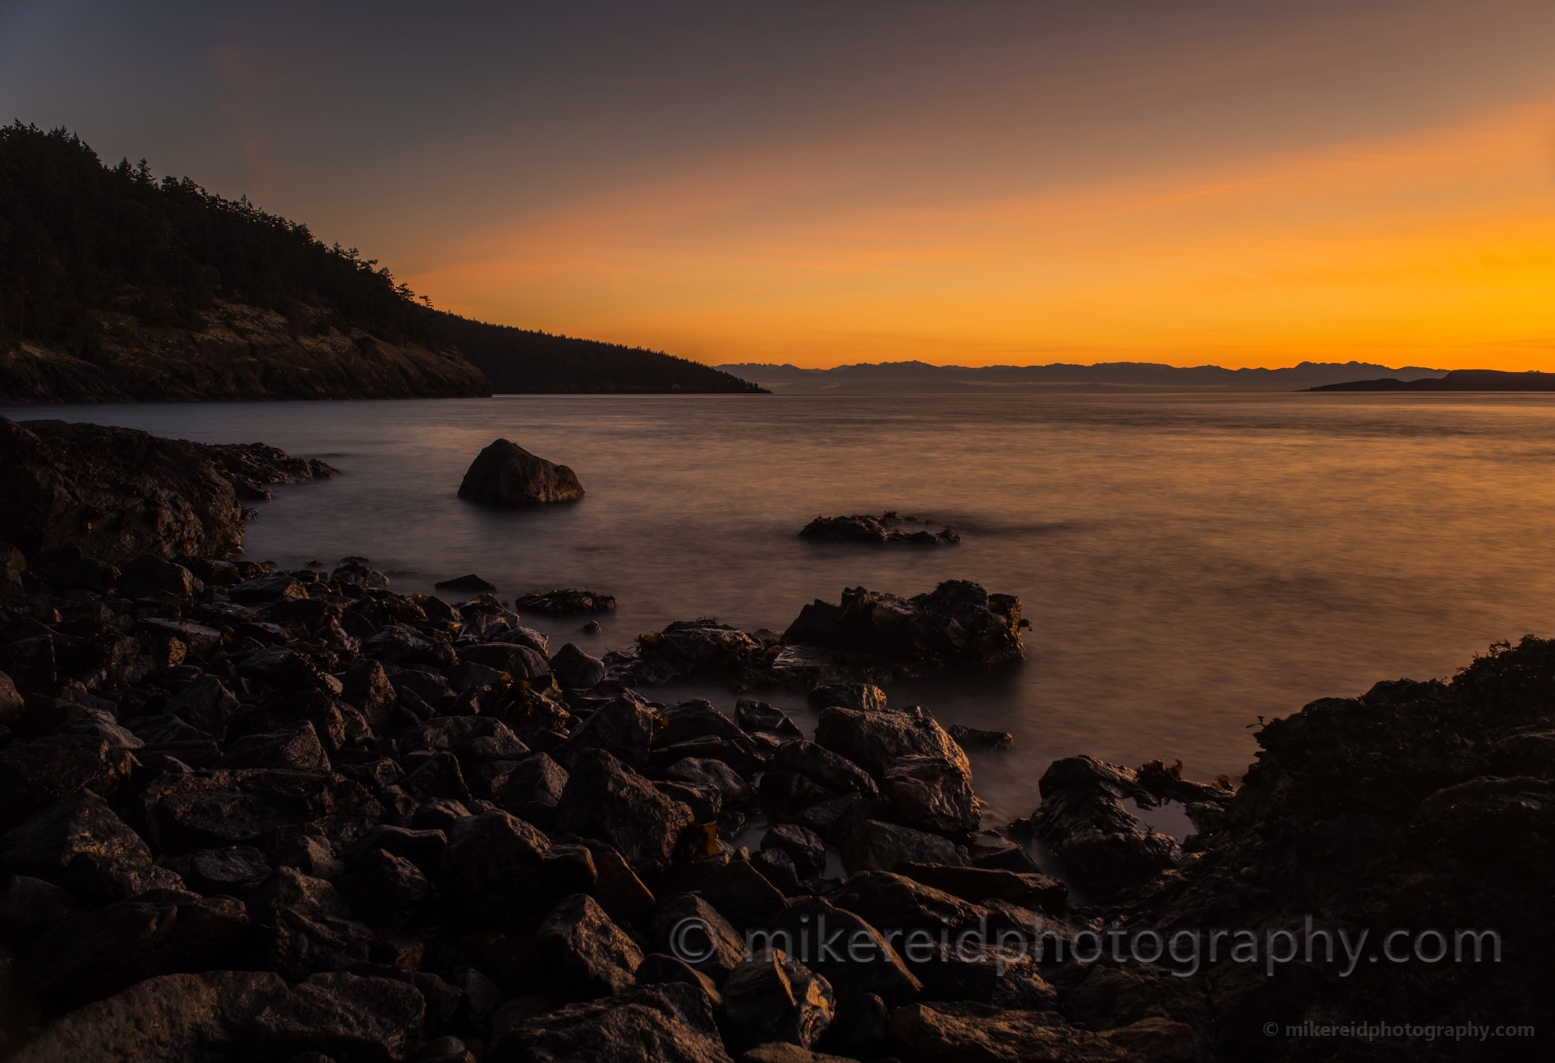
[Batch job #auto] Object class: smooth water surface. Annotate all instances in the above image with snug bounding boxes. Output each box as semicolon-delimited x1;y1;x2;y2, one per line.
11;392;1555;824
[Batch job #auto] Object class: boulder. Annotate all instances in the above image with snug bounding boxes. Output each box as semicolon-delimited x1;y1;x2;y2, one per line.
0;735;136;831
758;771;838;823
186;846;273;895
228;574;308;606
738;1046;860;1063
798;514;959;547
0;668;23;726
334;849;430;929
7;970;288;1063
700;858;790;933
118;554;204;600
806;684;887;713
667;756;757;809
773;740;878;798
348;825;448;878
488;982;730;1063
563;836;657;926
536;893;644;999
947;725;1013;751
631;621;765;683
0;790;182;902
165;675;243;739
340;660;398;733
248;971;426;1063
458;439;585;505
721;951;835;1052
834;871;986;935
457;641;550;681
735;698;803;738
479;753;569;827
882;755;980;834
840;820;964;874
397;751;473;804
219;720;332;772
439;809;597;932
647;894;748;982
362;625;457;669
435;573;497;593
246;867;374;978
658;700;746;746
550;643;607;689
555;750;694;874
782;582;1022;667
886;1004;1196;1063
0;875;77;943
141;769;383;853
401;716;529;768
760;824;827;879
760;897;921;1005
894;863;1066;912
635;952;723;1009
813;706;970;781
904;942;1057;1009
1031;756;1180;901
514;589;616;615
750;848;802;896
556;697;655;768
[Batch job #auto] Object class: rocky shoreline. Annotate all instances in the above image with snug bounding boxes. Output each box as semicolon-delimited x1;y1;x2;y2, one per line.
0;423;1549;1062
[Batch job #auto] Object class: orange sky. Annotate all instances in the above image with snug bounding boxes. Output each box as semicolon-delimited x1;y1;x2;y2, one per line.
6;1;1554;370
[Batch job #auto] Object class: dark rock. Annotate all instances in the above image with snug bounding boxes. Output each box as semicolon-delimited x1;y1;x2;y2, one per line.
0;668;24;727
248;971;426;1063
631;620;764;683
759;771;837;823
555;750;694;875
247;867;374;978
773;740;878;798
6;970;288;1063
840;820;964;874
582;620;603;633
834;871;986;935
881;755;980;834
750;848;802;895
947;724;1012;751
456;642;549;681
658;700;745;746
722;951;835;1052
1031;756;1180;901
398;751;473;804
806;684;887;713
761;824;827;878
635;952;723;1009
479;753;569;826
537;893;644;999
668;756;757;809
782;582;1022;667
735;698;803;738
648;894;747;982
0;875;76;944
894;863;1066;911
513;588;616;615
657;780;721;822
651;733;766;777
488;982;730;1063
363;626;457;669
435;574;497;593
341;660;398;733
229;574;309;606
740;1045;860;1063
119;554;204;600
166;674;243;738
555;696;655;768
220;720;332;772
904;942;1057;1009
273;835;347;880
142;769;383;853
335;849;430;929
813;706;970;781
187;845;273;895
964;831;1041;874
410;799;471;833
349;825;448;878
549;643;606;689
458;439;584;506
238;647;343;696
439;809;597;932
701;857;790;932
402;717;528;767
799;513;959;547
0;789;182;901
885;1003;1196;1063
445;660;505;692
761;897;922;1005
562;836;657;927
0;734;135;831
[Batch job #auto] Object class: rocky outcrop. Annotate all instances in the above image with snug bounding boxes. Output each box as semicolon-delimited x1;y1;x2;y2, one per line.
515;589;617;615
799;513;960;546
783;581;1023;667
458;440;584;505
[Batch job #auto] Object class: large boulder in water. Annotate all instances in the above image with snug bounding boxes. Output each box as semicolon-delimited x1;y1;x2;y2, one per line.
782;581;1023;667
458;439;584;505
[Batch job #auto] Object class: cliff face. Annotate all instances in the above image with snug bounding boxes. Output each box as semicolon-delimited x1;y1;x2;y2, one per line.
0;301;491;404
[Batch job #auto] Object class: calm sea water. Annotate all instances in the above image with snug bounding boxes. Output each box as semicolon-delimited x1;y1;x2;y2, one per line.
11;392;1555;827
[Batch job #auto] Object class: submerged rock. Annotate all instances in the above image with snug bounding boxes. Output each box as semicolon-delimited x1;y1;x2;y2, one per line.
799;513;960;546
515;588;617;615
1029;756;1180;901
458;439;585;506
782;581;1023;667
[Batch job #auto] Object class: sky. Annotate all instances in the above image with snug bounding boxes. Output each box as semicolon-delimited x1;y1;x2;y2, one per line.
3;0;1554;370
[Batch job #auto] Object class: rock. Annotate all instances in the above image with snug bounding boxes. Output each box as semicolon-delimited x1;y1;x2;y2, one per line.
813;706;970;782
362;625;457;669
479;753;569;827
964;831;1041;874
249;971;426;1063
166;675;243;738
335;849;430;929
118;554;204;600
904;942;1057;1009
229;574;309;605
739;1045;860;1063
554;750;694;874
773;740;878;798
750;848;802;895
806;684;887;713
349;825;448;878
514;589;616;615
657;780;721;822
636;952;723;1009
0;669;24;726
237;647;343;695
141;769;383;852
219;720;332;772
549;644;607;689
458;439;585;506
0;875;77;943
631;621;765;683
887;1004;1196;1063
722;951;835;1052
700;858;789;933
563;836;657;926
760;897;922;1005
834;871;986;935
435;574;497;592
651;733;766;777
341;660;398;732
457;641;550;681
488;982;730;1063
1031;756;1179;901
273;835;347;880
759;771;838;822
537;893;644;999
246;867;374;978
397;751;473;804
7;970;288;1063
735;698;803;738
0;789;182;902
782;582;1022;667
402;717;529;768
840;820;964;874
947;725;1013;751
799;514;959;547
881;755;980;834
187;845;273;895
556;697;655;768
658;700;746;746
648;893;748;981
893;863;1066;911
761;824;827;879
439;809;596;932
0;735;135;831
668;757;757;809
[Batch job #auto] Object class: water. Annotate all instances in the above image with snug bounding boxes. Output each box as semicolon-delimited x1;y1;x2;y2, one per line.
10;392;1555;828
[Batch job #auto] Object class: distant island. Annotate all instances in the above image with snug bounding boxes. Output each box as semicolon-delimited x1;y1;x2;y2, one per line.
720;359;1450;394
1308;369;1555;392
0;124;762;402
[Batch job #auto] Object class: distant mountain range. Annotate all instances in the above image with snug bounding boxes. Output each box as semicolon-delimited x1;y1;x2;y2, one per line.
716;360;1450;394
1310;370;1555;392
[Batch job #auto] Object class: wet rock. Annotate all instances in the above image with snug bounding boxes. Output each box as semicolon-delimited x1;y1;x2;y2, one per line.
840;820;964;874
556;697;655;768
759;771;838;822
403;717;528;767
514;588;616;615
648;894;747;982
458;641;550;683
0;734;135;831
668;756;757;809
488;981;729;1063
166;674;243;738
886;1003;1196;1063
813;706;970;782
905;942;1057;1009
363;625;457;669
458;439;584;506
636;952;723;1009
722;951;835;1052
537;893;644;999
563;836;657;926
0;789;181;902
1031;756;1180;901
964;831;1041;874
273;835;347;880
341;660;398;733
549;643;606;689
806;684;887;713
799;513;959;547
761;824;827;879
238;647;343;696
439;809;596;932
657;779;721;822
631;621;765;683
774;740;878;798
247;867;374;978
701;857;790;932
882;755;980;834
554;750;694;874
658;700;745;746
736;698;803;738
229;574;309;606
397;751;473;804
6;970;288;1063
220;720;332;772
479;753;568;827
651;733;766;777
118;554;204;600
187;845;273;895
762;897;922;1005
249;971;426;1063
335;849;430;930
783;582;1022;667
894;863;1066;911
834;871;986;935
435;574;497;593
739;1046;860;1063
141;769;383;852
947;725;1013;751
750;848;802;895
